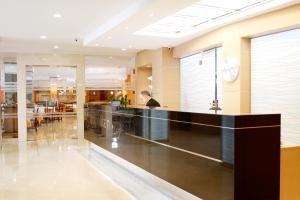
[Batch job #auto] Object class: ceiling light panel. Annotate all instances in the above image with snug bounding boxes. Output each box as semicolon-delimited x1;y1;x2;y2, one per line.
135;1;231;37
198;0;262;10
135;0;279;38
177;4;230;19
135;0;232;37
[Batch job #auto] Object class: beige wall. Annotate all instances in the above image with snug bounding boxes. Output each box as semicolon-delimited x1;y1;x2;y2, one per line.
174;4;300;114
136;67;152;105
135;49;163;104
135;48;180;109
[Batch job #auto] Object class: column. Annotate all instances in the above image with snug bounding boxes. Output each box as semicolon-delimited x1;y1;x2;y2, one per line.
76;64;85;139
222;36;251;114
16;56;27;142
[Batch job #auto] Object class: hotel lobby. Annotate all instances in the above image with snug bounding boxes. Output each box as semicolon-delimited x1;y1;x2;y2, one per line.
0;0;300;200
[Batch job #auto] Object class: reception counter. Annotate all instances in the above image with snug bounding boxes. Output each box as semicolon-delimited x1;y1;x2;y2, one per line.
84;103;280;200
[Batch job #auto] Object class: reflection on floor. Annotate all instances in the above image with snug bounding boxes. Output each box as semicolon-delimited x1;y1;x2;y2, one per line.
0;139;134;200
27;116;78;141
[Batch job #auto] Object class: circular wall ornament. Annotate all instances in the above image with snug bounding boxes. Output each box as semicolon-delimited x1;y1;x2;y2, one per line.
222;57;239;82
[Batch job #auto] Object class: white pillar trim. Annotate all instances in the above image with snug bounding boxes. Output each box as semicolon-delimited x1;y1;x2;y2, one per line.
16;59;27;142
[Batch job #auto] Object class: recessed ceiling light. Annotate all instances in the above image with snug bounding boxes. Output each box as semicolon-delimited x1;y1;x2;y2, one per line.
125;26;129;30
149;13;154;17
95;44;99;46
40;35;47;39
107;36;112;39
121;48;127;51
53;45;59;49
53;13;62;18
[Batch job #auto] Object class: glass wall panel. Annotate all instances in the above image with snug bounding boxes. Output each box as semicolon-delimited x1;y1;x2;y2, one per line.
85;65;127;104
1;62;18;138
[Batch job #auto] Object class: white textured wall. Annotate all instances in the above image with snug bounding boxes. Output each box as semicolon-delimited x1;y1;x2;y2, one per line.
180;47;222;113
251;28;300;146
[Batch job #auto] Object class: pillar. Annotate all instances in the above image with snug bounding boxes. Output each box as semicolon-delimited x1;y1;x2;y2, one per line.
16;56;27;142
76;63;85;139
222;35;251;114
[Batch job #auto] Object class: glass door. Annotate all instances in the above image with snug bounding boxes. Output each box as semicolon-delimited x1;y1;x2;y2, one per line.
26;65;77;141
1;61;18;139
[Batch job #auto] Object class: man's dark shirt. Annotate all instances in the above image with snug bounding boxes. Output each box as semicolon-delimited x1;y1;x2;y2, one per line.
146;98;160;108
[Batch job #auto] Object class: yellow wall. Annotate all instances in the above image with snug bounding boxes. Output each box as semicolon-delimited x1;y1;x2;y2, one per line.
174;4;300;114
135;49;163;103
135;48;180;109
136;67;152;105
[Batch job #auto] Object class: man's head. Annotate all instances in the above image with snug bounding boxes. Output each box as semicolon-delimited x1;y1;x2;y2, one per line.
140;90;151;104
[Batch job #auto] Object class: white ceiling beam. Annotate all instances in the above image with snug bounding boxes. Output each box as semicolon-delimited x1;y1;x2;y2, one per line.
83;0;151;45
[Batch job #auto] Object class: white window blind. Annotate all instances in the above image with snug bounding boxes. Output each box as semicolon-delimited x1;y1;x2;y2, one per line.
251;28;300;146
180;47;222;113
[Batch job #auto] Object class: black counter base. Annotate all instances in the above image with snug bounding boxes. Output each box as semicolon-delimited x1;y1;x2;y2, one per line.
84;104;280;200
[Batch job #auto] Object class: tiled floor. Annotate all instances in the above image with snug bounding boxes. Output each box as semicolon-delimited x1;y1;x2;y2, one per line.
0;138;134;200
27;116;78;141
3;116;78;140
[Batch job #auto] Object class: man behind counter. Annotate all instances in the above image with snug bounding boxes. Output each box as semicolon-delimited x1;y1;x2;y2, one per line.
140;90;160;108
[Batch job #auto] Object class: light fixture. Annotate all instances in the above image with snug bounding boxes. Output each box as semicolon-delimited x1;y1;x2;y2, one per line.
53;13;62;18
112;140;118;148
135;0;279;38
121;48;127;51
125;26;129;30
107;36;112;40
53;45;59;49
40;35;47;39
110;91;114;95
95;44;99;46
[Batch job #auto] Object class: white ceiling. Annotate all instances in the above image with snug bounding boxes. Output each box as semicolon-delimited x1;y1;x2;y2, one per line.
0;0;298;55
0;0;140;56
0;0;136;40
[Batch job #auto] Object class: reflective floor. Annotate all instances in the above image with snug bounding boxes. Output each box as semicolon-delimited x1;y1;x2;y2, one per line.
0;138;134;200
27;116;78;141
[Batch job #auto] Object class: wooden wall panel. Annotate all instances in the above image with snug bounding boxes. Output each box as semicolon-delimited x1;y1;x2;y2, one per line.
281;146;300;200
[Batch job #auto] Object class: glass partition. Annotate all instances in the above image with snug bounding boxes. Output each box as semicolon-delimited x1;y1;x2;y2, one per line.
1;62;18;138
26;65;77;140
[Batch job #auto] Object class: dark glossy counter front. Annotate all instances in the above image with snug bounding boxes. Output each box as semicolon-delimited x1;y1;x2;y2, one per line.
84;104;280;200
